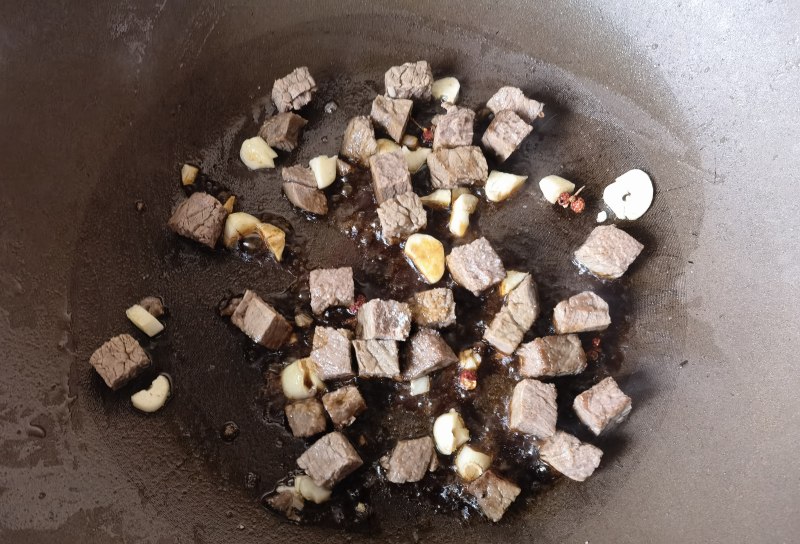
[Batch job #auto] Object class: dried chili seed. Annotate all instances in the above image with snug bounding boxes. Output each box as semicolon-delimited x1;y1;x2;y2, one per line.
348;294;366;315
570;197;586;214
458;369;478;390
421;127;434;145
557;192;572;208
591;337;602;348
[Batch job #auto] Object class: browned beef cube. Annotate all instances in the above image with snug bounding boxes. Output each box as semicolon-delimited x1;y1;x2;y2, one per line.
553;291;611;334
309;267;355;315
573;377;632;435
377;191;426;243
341;116;378;167
481;110;532;162
353;339;400;379
371;95;413;143
539;431;603;482
432;105;475;150
404;328;458;380
384;60;433;100
258;112;307;152
322;385;366;428
508;379;557;438
427;146;488;188
281;165;328;215
466;470;521;522
272;66;316;112
486;86;545;124
517;334;587;378
310;327;353;381
89;334;151;390
380;436;438;483
167;192;228;249
357;299;412;340
369;150;413;204
296;431;363;488
574;225;644;280
483;274;539;354
407;288;456;328
285;398;327;437
446;237;506;296
231;290;293;349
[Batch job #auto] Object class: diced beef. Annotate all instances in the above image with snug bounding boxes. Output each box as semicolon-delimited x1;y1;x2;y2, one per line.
310;327;354;381
296;431;363;488
272;66;316;112
574;225;644;280
357;299;412;341
481;109;532;162
407;288;456;328
167;192;228;249
404;328;458;380
552;291;611;334
573;377;632;435
377;191;427;243
285;398;327;438
371;95;413;143
427;146;489;188
432;105;475;150
89;334;151;390
282;165;328;215
322;385;367;428
486;86;545;124
341;116;378;167
231;290;293;349
369;150;413;204
539;431;603;482
384;60;433;100
309;267;355;315
266;486;303;521
380;437;438;483
517;334;587;378
353;339;400;379
446;237;506;296
483;274;539;354
508;379;557;438
258;112;308;152
465;470;521;522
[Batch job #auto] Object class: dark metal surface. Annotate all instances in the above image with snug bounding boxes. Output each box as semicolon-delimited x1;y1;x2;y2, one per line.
1;1;798;543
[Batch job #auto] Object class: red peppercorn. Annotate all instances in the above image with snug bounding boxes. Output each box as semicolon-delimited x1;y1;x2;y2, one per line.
570;197;586;214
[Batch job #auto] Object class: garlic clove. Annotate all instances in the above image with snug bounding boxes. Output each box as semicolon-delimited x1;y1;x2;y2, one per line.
223;212;261;248
420;189;451;209
539;175;576;204
498;270;528;297
281;358;325;400
401;134;419;150
485;171;528;202
309;155;338;189
223;195;236;214
433;409;470;455
256;223;286;262
295;475;332;504
404;234;446;284
409;376;431;396
376;138;401;155
126;304;165;337
402;146;432;173
181;164;199;186
451;187;471;203
454;445;492;482
131;374;171;413
432;77;461;104
449;193;479;237
602;169;653;220
240;136;277;170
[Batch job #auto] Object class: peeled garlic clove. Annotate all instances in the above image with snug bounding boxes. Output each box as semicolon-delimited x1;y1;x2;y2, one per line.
126;304;165;337
498;270;528;296
420;189;451;209
376;138;401;155
223;212;261;248
603;169;653;220
309;155;338;189
131;374;171;413
295;475;332;504
458;348;482;371
433;409;470;455
256;223;286;262
485;171;528;202
539;175;576;204
409;376;431;396
451;187;471;203
449;194;479;237
181;164;199;186
402;146;431;173
404;234;445;284
223;195;236;214
401;134;419;150
240;136;277;170
432;77;460;103
281;358;325;400
455;445;492;482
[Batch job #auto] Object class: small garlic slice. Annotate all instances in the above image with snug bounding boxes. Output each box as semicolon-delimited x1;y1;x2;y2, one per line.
223;212;261;248
281;358;326;400
420;189;451;209
131;374;171;413
432;77;460;103
539;175;576;204
409;376;431;396
181;164;199;186
240;136;277;170
454;445;492;482
309;155;338;189
402;146;432;173
485;171;528;202
376;138;401;155
126;304;165;337
256;223;286;262
433;409;470;455
448;193;479;237
498;270;528;296
404;234;445;284
294;475;332;504
458;348;482;371
603;169;654;220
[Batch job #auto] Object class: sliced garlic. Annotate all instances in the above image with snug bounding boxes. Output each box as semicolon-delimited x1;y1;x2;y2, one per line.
294;475;332;504
240;136;277;170
454;445;492;482
603;169;653;220
376;138;401;155
539;175;576;204
404;234;445;284
402;146;432;173
485;171;528;202
309;155;338;189
498;270;528;297
458;348;482;371
448;193;479;237
281;358;326;400
256;223;286;262
181;164;199;186
420;189;451;209
451;187;471;203
223;212;261;248
223;195;236;214
401;134;419;150
126;304;165;337
433;409;470;455
409;376;431;396
432;77;460;104
131;374;171;413
596;210;608;223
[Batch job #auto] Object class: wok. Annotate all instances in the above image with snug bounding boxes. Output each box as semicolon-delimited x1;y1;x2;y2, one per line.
1;1;798;542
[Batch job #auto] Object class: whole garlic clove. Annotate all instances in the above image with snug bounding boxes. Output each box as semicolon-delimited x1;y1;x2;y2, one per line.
539;175;576;204
256;223;286;262
404;234;445;284
294;475;332;504
433;409;470;455
181;164;199;186
376;138;401;155
223;212;261;248
409;376;431;396
454;445;492;482
498;270;528;296
431;77;461;104
240;136;277;170
126;304;165;337
602;169;653;220
131;374;171;413
420;189;452;209
448;193;479;237
402;146;432;173
309;155;338;189
281;358;326;400
485;171;528;202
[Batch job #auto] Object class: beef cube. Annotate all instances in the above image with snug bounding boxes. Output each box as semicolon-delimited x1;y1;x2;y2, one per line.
285;398;327;438
427;146;489;188
309;267;354;315
466;470;521;522
517;334;587;378
377;191;426;243
446;237;506;296
432;105;475;150
573;377;632;435
508;379;557;438
353;339;400;379
384;60;433;100
574;225;644;280
371;95;413;143
89;334;151;390
380;437;438;483
341;116;378;167
404;328;458;380
282;165;328;215
481;110;532;162
296;431;363;488
310;327;354;381
231;290;293;349
258;112;308;152
272;66;316;112
357;299;412;340
407;288;456;328
553;291;611;334
486;86;545;124
167;192;228;248
483;274;539;354
369;150;413;204
539;431;603;482
322;385;367;428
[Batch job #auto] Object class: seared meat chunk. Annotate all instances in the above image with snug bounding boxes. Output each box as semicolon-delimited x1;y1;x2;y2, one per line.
573;377;632;435
483;273;539;354
167;192;228;248
296;431;363;488
553;291;611;334
357;299;412;341
404;328;458;380
384;60;433;100
322;385;367;428
486;86;545;124
481;109;532;162
369;150;413;204
89;334;151;390
574;225;644;280
508;379;557;438
381;437;438;483
466;470;521;522
272;66;316;112
341;116;378;167
231;290;293;349
353;339;400;379
377;191;427;243
539;431;603;482
281;165;328;215
517;334;587;378
407;288;456;328
432;105;475;150
427;146;489;188
371;95;413;143
285;398;327;437
310;327;354;381
446;237;506;296
309;267;355;315
258;112;308;152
